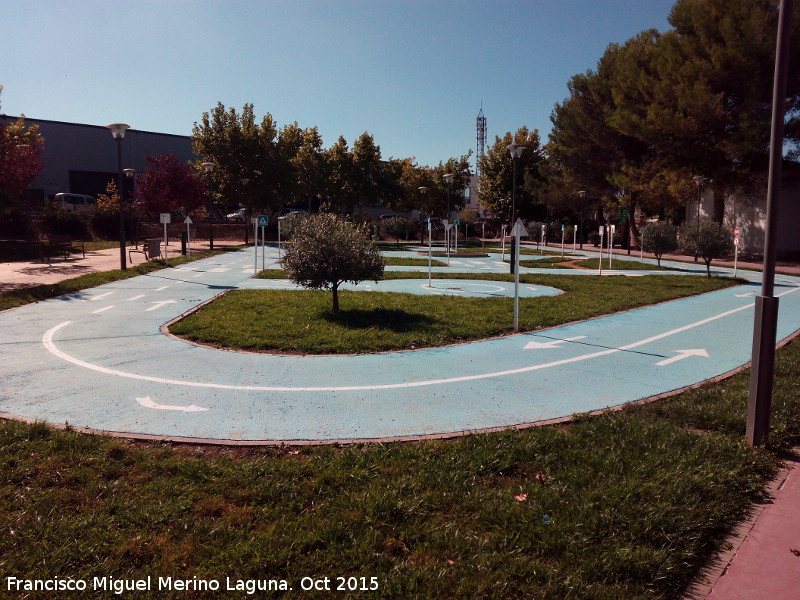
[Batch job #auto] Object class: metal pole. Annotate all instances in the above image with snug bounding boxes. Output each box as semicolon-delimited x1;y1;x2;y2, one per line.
513;233;521;332
116;139;127;270
510;157;518;274
428;218;432;287
747;0;793;447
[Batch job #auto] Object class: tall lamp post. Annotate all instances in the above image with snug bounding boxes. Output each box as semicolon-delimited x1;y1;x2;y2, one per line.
106;123;130;270
123;168;135;245
418;186;431;286
507;143;525;274
240;178;250;245
578;190;586;250
202;162;216;249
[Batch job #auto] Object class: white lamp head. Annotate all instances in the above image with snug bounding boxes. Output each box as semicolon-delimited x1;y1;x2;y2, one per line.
106;123;131;140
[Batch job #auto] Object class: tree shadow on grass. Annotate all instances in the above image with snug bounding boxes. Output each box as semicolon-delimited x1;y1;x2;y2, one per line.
322;308;436;332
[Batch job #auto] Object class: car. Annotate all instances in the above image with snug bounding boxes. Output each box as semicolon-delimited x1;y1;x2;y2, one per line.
52;193;96;212
225;208;247;222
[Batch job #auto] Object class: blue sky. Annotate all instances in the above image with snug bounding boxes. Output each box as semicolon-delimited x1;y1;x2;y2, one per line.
2;0;674;168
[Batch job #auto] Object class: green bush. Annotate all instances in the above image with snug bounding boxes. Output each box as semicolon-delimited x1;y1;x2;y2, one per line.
641;221;679;266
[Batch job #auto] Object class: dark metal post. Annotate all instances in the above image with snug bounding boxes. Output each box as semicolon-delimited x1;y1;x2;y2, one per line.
116;138;127;271
578;191;586;250
747;0;793;447
509;155;518;274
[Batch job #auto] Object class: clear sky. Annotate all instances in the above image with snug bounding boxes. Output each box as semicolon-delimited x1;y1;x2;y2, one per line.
1;0;675;168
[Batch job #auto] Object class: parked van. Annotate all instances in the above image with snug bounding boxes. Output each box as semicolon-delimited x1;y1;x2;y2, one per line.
52;193;96;212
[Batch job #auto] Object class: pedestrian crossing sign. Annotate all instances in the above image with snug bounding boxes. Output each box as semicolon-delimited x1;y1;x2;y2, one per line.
257;215;269;227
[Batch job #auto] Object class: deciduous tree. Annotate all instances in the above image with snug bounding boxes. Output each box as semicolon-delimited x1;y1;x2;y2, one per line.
135;153;206;215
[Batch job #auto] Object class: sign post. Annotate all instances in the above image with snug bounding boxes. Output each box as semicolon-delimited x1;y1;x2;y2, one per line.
609;225;616;269
598;226;604;275
501;225;507;262
734;226;740;277
159;213;171;264
252;217;258;275
427;218;433;287
540;224;546;255
184;216;193;256
511;218;528;332
257;215;269;272
443;220;450;262
561;223;565;257
454;219;461;253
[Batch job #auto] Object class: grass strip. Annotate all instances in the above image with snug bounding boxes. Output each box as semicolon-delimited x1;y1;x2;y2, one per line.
170;274;735;354
0;248;240;312
383;256;448;267
575;258;678;271
1;338;796;599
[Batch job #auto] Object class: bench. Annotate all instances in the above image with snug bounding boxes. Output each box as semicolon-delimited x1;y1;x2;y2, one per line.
129;238;163;263
39;235;85;263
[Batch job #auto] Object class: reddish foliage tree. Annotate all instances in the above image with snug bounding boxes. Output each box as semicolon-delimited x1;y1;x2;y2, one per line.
134;153;206;215
0;119;44;208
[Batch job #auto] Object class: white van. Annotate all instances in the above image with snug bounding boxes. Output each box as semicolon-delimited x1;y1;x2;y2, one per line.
52;193;97;212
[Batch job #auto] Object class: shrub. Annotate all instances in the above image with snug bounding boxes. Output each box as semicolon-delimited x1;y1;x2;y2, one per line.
641;221;678;266
280;213;384;312
679;220;734;277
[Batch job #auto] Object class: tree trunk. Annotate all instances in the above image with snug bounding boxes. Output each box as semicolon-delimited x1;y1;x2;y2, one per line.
712;184;725;224
332;282;340;313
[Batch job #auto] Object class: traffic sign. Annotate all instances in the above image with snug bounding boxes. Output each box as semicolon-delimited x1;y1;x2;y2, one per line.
510;218;528;238
258;215;269;227
160;213;171;224
184;216;192;224
734;226;740;237
454;219;461;226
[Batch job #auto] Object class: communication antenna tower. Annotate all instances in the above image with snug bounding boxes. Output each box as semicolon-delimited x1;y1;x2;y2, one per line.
476;103;486;177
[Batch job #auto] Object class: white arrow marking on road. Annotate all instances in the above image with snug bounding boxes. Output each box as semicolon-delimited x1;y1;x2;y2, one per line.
136;396;209;412
655;349;709;366
524;336;587;349
145;300;177;312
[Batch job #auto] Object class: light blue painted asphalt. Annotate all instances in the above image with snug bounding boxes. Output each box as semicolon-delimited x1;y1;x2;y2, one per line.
1;245;799;443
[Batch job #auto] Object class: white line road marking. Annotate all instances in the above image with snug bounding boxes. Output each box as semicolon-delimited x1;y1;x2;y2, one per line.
89;292;114;301
736;292;756;297
127;294;145;301
656;349;709;366
154;286;170;291
136;396;209;412
145;300;177;312
40;283;800;393
91;305;115;314
524;336;587;349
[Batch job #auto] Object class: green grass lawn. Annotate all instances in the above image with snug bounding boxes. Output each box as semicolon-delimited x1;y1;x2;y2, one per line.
382;256;448;267
170;274;735;354
1;337;796;599
574;258;678;271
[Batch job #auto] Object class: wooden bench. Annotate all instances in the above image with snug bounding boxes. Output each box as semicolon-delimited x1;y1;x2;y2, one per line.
39;235;85;263
129;238;163;263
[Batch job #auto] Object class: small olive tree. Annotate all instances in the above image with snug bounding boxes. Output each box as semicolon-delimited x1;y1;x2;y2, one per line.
280;213;384;312
380;216;410;245
640;221;678;266
679;221;734;277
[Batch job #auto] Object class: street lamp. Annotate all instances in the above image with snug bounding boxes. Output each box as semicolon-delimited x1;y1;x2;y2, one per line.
692;175;709;261
507;143;525;274
578;190;586;250
418;186;432;285
106;123;130;270
202;161;216;249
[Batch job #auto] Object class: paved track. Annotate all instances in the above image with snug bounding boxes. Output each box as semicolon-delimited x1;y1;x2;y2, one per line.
2;246;799;443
